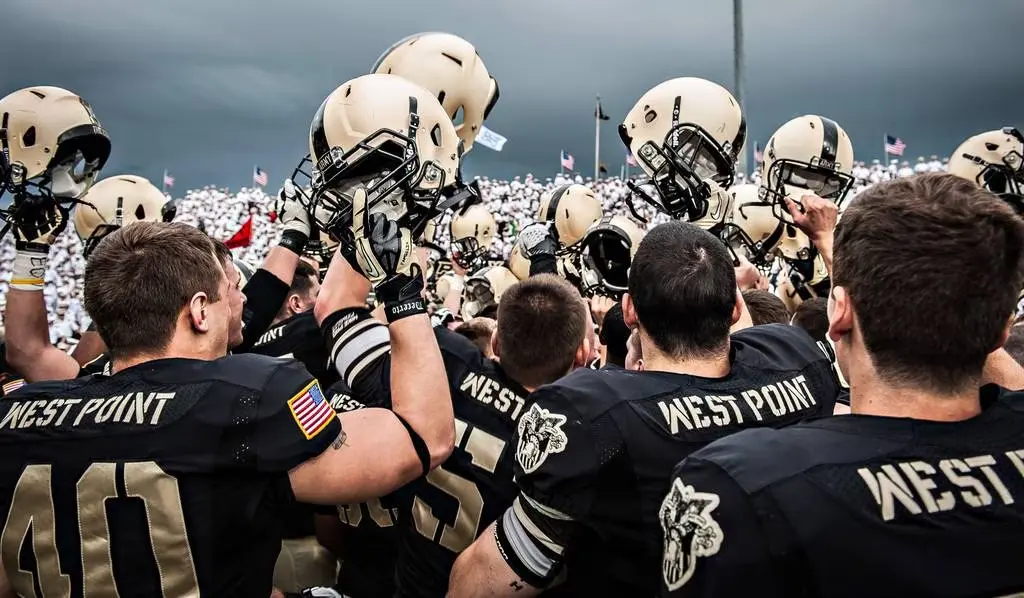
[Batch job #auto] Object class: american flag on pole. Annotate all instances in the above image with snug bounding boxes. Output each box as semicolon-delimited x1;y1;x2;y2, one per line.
560;150;575;171
253;166;269;187
884;135;906;156
163;171;175;188
287;381;335;439
753;141;763;165
625;151;638;167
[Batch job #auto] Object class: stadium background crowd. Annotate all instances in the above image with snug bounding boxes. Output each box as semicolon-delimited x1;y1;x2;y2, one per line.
0;156;949;350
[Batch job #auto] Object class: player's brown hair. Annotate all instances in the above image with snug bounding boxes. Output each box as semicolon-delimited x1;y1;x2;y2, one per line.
84;221;224;359
497;274;587;389
455;317;497;357
833;173;1024;393
791;297;829;344
741;289;790;326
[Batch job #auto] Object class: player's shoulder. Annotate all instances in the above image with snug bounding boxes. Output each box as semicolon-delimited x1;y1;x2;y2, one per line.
128;354;309;392
283;310;319;335
435;325;486;364
537;366;676;420
731;323;828;370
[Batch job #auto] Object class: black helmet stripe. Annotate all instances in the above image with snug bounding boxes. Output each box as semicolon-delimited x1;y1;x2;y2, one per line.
820;117;839;167
544;184;571;221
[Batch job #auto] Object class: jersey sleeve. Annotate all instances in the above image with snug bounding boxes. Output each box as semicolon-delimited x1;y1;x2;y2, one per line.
496;387;602;586
660;458;782;598
320;307;393;408
251;359;341;473
236;267;290;353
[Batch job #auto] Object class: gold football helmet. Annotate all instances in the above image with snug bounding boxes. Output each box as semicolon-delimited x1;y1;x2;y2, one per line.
578;215;646;298
720;184;782;268
760;115;855;223
462;265;520;320
619;77;745;221
0;86;110;206
450;203;496;269
73;175;169;256
535;184;603;248
948;127;1024;211
372;32;499;154
307;74;461;245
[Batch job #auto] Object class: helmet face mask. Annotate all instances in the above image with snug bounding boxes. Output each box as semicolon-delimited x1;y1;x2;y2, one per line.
950;127;1024;214
576;216;644;299
762;158;854;222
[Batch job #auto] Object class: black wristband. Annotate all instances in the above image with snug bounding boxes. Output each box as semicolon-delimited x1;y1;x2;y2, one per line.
278;229;309;255
384;297;426;323
529;253;558;277
392;411;432;476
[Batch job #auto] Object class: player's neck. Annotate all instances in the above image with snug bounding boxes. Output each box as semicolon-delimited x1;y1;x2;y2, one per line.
111;338;225;374
639;337;730;379
849;374;982;422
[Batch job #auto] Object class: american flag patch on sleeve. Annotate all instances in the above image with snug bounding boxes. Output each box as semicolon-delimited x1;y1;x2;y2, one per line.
287;381;335;439
1;378;25;395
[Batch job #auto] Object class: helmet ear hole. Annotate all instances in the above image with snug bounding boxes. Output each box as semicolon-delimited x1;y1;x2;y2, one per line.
430;124;443;147
22;127;36;147
452;106;465;126
135;204;146;220
644;110;657;124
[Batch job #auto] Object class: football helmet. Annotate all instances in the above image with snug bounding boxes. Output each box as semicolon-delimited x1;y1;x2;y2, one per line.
775;254;830;313
619;77;745;221
461;265;519;320
450;203;496;269
306;74;462;248
233;259;258;289
0;86;110;209
73;174;169;257
507;240;530;281
760;115;855;223
719;183;782;268
578;215;645;298
948;127;1024;211
535;184;603;248
372;32;499;154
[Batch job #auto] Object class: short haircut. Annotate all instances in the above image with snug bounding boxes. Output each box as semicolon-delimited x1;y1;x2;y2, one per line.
211;238;231;267
628;221;736;358
741;289;790;326
290;261;318;297
599;302;629;367
790;297;829;344
497;274;586;388
455;317;497;356
85;221;223;360
833;173;1024;393
1004;325;1024;366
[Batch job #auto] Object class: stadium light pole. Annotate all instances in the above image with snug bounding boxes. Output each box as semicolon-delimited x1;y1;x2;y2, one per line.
734;0;747;179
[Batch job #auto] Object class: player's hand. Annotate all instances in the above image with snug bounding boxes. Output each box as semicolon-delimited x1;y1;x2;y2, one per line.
516;222;558;260
351;187;425;309
274;178;312;237
734;255;766;291
589;295;616;328
451;258;468;277
786;194;838;243
14;199;68;249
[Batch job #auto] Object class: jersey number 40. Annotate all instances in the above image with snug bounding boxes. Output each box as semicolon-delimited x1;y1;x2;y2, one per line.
1;461;199;597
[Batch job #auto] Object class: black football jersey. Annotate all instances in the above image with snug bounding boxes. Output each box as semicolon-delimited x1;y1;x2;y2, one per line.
511;324;839;596
250;312;339;407
355;327;530;598
661;388;1024;598
0;354;340;597
321;379;404;598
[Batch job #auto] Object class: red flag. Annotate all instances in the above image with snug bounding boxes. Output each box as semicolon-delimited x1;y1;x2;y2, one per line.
225;216;253;249
268;211;278;223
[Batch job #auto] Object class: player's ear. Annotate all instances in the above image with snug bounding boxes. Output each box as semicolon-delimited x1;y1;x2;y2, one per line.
188;292;210;333
621;292;638;328
827;286;853;342
490;329;501;361
287;293;303;315
574;335;591;369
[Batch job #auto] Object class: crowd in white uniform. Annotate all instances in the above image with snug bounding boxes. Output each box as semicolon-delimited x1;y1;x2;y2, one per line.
0;158;947;349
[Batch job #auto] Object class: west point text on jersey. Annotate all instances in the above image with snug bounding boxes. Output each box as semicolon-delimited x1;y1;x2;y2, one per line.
657;374;817;434
0;392;177;430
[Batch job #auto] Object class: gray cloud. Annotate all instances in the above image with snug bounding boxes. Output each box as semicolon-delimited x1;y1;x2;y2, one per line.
2;0;1022;190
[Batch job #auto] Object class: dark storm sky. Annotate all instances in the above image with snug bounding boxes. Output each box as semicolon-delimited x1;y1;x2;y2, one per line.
2;0;1022;191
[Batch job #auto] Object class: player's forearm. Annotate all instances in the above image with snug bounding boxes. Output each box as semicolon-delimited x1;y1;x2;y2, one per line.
260;245;300;287
814;231;834;276
388;314;454;468
442;280;463;316
70;330;106;367
314;253;372;324
448;525;541;598
5;289;78;381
